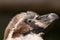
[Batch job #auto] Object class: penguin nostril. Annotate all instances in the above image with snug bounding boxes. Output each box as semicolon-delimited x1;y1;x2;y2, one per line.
36;16;40;20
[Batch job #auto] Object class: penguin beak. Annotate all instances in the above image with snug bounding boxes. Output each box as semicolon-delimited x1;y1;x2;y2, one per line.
32;13;59;29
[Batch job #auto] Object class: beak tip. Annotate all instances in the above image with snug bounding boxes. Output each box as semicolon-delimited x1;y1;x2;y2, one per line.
49;13;59;19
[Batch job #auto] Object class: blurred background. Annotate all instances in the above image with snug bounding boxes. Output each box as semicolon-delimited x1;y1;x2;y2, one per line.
0;0;60;40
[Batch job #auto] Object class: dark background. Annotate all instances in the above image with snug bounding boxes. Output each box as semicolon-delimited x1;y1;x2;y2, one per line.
0;0;60;40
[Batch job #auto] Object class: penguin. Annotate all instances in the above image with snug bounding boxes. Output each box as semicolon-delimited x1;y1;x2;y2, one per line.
4;11;59;40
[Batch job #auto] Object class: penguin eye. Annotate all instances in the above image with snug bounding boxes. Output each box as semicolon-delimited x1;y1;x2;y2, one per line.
27;19;32;23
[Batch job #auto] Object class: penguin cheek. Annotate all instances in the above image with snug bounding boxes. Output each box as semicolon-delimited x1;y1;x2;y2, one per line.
33;20;46;28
